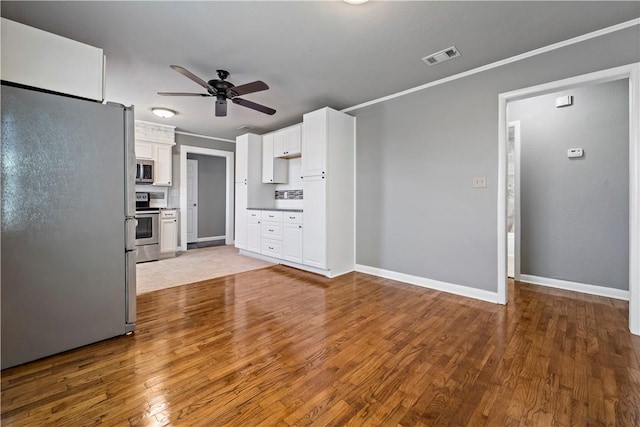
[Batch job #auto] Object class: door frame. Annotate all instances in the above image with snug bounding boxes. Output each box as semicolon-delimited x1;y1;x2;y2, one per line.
497;63;640;335
179;145;235;250
186;158;199;244
507;120;521;281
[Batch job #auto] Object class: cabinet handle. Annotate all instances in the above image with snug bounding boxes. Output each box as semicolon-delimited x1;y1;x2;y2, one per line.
268;246;274;250
168;181;171;185
268;229;274;232
299;225;302;229
289;216;295;219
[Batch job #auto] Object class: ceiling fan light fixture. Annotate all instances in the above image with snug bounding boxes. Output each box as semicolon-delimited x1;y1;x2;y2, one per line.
343;0;370;4
151;107;176;118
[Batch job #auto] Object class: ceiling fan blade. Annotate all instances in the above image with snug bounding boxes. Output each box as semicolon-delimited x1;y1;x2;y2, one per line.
157;92;211;97
215;99;227;117
232;98;276;115
227;81;269;97
170;65;217;94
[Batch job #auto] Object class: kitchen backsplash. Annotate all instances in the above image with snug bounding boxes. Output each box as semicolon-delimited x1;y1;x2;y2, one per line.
275;189;303;200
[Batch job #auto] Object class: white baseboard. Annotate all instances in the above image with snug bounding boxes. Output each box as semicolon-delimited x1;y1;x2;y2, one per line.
355;264;499;304
197;236;226;243
519;274;629;301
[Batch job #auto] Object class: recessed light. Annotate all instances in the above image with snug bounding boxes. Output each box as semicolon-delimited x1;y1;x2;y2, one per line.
343;0;370;4
151;108;176;118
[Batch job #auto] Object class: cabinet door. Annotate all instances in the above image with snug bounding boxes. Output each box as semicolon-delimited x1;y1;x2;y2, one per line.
302;175;327;269
153;143;173;186
159;218;177;253
234;183;247;249
302;110;327;176
135;141;154;159
247;219;261;252
262;134;275;183
286;124;302;157
235;135;248;183
283;223;303;264
273;130;287;158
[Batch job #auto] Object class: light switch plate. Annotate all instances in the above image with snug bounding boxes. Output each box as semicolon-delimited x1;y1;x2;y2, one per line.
473;176;487;188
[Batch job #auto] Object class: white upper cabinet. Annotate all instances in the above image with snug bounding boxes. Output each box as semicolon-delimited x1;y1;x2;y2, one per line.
302;111;328;177
134;121;176;187
274;124;302;158
153;143;173;186
1;18;105;101
262;133;288;184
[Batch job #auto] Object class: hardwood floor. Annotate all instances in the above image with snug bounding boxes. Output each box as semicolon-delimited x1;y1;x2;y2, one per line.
2;266;639;426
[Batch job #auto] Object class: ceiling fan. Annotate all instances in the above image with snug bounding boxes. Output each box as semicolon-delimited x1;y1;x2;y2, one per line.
158;65;276;117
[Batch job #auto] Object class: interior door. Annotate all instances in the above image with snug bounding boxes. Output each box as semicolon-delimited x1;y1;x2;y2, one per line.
186;159;198;244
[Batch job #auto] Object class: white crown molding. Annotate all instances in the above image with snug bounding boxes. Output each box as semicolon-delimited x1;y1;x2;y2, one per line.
342;18;640;113
355;264;499;304
175;130;235;143
519;274;629;301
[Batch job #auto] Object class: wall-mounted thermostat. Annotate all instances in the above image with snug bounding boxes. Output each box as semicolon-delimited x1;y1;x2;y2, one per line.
567;148;584;158
556;95;573;108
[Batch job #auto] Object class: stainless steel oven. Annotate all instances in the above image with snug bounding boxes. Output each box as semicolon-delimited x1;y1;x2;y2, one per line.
135;210;159;262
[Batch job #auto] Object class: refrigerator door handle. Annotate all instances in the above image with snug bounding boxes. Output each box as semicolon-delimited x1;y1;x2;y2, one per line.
125;217;137;251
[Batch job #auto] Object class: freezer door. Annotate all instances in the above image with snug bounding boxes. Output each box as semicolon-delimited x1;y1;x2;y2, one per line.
125;249;137;330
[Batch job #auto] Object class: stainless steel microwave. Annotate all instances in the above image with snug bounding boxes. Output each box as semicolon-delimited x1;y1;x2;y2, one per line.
136;159;154;184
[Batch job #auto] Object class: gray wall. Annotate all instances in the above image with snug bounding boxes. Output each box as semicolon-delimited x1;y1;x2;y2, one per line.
353;26;639;292
509;80;629;290
187;154;227;238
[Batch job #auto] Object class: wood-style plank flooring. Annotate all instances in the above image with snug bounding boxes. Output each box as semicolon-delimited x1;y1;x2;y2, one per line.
2;266;639;426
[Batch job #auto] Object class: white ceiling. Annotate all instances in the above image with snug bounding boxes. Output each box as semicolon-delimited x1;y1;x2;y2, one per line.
2;1;639;140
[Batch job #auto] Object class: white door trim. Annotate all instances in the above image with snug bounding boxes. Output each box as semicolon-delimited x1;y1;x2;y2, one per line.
497;63;640;336
509;120;521;281
179;145;235;250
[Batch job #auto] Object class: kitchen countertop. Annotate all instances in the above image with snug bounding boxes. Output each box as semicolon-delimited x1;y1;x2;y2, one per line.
247;207;303;212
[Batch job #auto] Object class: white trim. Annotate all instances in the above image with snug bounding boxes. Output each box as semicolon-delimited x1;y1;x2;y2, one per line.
355;264;499;304
197;236;226;243
509;120;522;281
342;19;639;113
179;145;235;250
497;63;640;335
175;130;235;143
135;119;176;130
519;275;629;301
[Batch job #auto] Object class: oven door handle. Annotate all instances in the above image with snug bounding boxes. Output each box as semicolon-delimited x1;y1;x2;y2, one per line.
125;217;137;251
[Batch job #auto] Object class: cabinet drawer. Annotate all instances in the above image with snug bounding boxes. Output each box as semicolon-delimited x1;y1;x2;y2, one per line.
283;212;303;224
261;221;283;240
262;211;283;222
247;210;261;220
262;238;282;258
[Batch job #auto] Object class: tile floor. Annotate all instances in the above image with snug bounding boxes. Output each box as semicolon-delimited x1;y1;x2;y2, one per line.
136;245;274;294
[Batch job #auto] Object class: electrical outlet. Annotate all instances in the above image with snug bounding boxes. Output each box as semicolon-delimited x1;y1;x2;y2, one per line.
473;176;487;188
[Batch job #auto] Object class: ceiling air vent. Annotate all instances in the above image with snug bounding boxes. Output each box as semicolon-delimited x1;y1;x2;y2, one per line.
422;46;460;66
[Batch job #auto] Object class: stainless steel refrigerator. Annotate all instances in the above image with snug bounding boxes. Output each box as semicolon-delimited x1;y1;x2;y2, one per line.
1;84;137;369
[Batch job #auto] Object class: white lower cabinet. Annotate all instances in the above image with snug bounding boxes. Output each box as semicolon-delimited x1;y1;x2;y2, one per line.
247;218;262;253
283;223;303;264
302;175;327;269
262;238;282;258
159;210;178;255
244;209;303;264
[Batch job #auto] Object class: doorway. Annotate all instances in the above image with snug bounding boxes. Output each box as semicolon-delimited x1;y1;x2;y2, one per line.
497;63;640;335
179;145;235;251
186;158;199;244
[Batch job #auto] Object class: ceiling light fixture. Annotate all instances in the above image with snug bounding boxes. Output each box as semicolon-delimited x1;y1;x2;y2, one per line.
151;108;176;118
342;0;370;4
